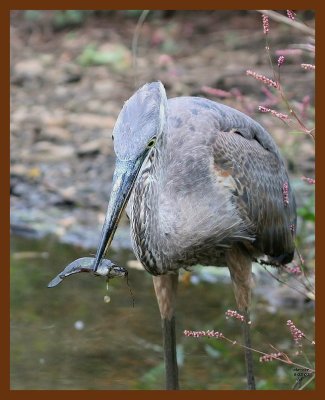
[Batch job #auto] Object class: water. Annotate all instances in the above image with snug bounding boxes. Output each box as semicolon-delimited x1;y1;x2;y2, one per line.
10;235;315;390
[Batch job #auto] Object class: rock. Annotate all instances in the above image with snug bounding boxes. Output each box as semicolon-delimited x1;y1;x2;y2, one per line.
42;113;69;127
10;164;28;177
61;63;82;84
22;141;75;162
27;167;42;179
258;285;307;311
11;167;43;197
58;215;76;228
41;126;72;142
51;186;77;205
12;59;44;84
68;113;115;129
93;80;115;95
77;138;113;156
127;260;144;270
85;99;102;113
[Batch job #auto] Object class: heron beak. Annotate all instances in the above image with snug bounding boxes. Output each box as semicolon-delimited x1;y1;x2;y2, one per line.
92;158;143;272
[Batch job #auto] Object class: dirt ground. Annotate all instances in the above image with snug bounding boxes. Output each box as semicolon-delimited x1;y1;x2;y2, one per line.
10;10;315;250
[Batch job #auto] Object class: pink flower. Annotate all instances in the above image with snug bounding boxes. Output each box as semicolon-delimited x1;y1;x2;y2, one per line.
262;14;269;34
277;55;285;67
287;320;305;344
258;106;289;120
302;176;315;185
286;263;302;275
225;309;245;322
260;352;283;362
246;70;279;89
184;329;224;339
287;10;296;20
301;63;315;71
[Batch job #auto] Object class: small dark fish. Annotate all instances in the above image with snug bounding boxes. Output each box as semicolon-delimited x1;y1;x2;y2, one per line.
48;257;127;288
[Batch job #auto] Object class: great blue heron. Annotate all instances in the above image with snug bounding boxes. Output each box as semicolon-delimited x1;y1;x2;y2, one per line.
91;81;296;390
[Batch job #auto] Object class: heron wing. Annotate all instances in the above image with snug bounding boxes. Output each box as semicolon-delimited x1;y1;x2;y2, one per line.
212;129;296;262
166;96;296;262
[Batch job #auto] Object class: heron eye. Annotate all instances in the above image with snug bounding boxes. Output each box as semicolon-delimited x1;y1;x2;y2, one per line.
147;137;156;148
112;135;114;142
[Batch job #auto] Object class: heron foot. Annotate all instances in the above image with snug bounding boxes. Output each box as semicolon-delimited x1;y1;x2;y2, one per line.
47;257;127;288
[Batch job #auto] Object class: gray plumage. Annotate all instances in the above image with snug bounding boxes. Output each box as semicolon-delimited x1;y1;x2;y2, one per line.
91;81;296;390
124;86;296;276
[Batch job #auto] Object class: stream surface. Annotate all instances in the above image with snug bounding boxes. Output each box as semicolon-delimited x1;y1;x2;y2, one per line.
10;235;314;390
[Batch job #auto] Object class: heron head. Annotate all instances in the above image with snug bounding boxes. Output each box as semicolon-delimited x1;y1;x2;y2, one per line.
113;81;168;161
92;81;168;272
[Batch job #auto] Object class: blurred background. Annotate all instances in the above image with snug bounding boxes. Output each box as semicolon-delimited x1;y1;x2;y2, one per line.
10;10;315;390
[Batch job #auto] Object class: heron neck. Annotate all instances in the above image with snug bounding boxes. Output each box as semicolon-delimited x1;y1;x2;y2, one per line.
130;133;168;274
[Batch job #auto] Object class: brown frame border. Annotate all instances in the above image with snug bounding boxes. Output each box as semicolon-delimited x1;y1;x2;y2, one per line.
3;2;321;399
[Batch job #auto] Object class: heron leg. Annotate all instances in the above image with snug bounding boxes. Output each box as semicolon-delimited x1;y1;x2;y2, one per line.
153;272;179;390
226;247;256;390
241;308;255;390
